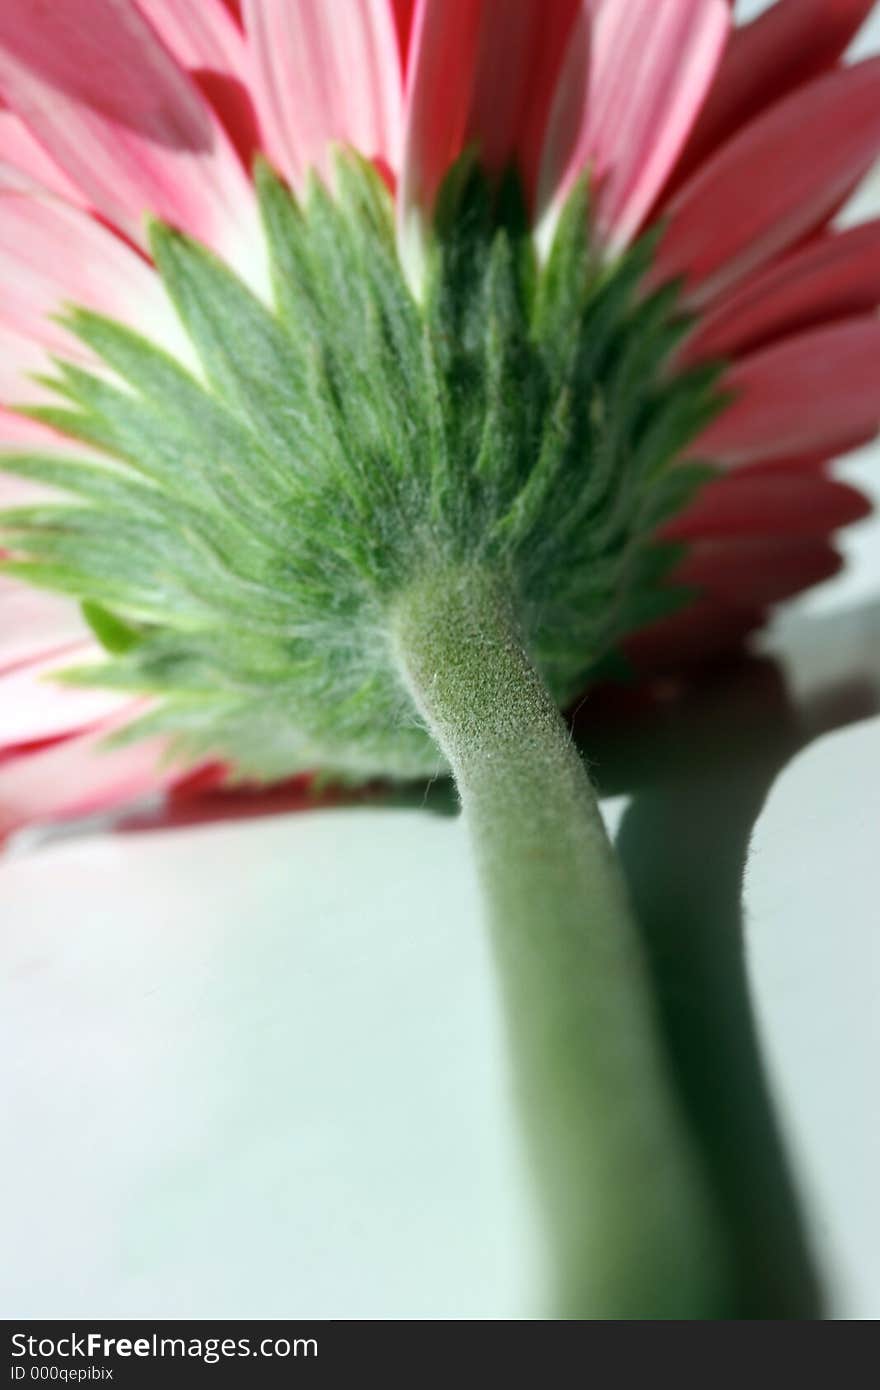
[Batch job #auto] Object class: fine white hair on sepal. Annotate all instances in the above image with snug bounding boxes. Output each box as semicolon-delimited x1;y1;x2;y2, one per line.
0;154;723;785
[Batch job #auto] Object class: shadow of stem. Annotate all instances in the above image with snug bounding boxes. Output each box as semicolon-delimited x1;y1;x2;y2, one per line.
576;631;878;1317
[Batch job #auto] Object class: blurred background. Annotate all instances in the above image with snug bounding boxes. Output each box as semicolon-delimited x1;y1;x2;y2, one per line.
1;0;879;1320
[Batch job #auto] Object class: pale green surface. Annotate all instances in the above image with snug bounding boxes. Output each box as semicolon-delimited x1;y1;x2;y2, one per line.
0;804;537;1319
1;700;878;1318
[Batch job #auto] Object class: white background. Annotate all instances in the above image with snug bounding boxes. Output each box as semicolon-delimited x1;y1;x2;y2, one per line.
1;1;879;1320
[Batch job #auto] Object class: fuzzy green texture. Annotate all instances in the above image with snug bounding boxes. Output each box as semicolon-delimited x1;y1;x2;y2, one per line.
394;570;729;1317
0;156;722;781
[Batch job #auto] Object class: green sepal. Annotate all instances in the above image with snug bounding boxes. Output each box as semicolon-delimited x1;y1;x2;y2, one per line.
0;156;726;782
81;601;142;655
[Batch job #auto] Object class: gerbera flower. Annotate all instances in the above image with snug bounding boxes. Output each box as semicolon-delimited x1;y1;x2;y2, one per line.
1;0;879;1318
0;0;877;834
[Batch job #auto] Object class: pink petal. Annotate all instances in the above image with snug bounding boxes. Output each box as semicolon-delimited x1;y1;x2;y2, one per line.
0;409;112;490
0;0;264;289
663;471;871;541
399;1;580;230
691;318;880;466
0;714;170;840
741;435;877;476
137;0;248;72
136;0;259;166
0;410;106;504
681;220;880;365
626;597;764;670
243;0;405;189
462;0;580;200
668;0;876;192
0;580;88;675
0;326;57;405
675;537;842;606
0;643;131;749
532;5;591;229
653;60;880;307
538;0;730;250
0;183;197;392
392;0;417;67
0;407;99;453
0;100;83;202
124;768;358;836
0;466;60;507
398;0;482;234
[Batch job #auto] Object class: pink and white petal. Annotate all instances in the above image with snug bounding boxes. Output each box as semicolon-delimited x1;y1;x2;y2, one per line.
653;60;880;307
663;472;872;541
0;0;265;291
0;407;97;454
0;101;84;202
0;715;171;840
681;221;880;365
691;318;880;466
668;0;876;193
244;0;405;189
136;0;260;166
397;0;482;238
675;537;843;606
0;467;61;508
537;0;730;252
0;326;60;406
136;0;248;73
0;643;132;749
0;409;115;504
0;579;89;674
0;185;197;374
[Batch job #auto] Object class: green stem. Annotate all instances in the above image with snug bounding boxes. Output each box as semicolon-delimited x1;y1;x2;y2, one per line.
392;570;729;1318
